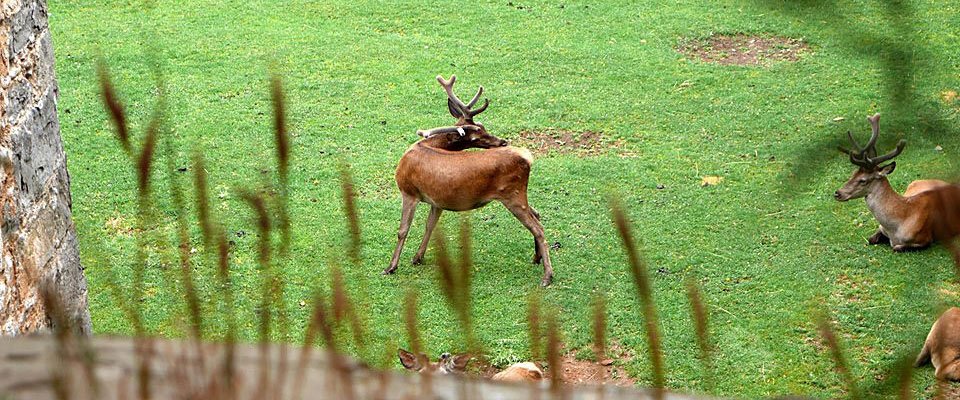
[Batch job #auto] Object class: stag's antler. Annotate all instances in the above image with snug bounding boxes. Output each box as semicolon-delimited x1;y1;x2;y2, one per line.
837;113;906;169
416;125;481;138
437;75;489;119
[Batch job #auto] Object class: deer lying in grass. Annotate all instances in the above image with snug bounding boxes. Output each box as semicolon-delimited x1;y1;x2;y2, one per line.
834;113;960;251
383;75;554;286
397;349;543;382
915;307;960;381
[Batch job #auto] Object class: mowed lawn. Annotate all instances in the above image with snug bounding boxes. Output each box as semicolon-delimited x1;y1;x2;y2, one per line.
49;0;960;398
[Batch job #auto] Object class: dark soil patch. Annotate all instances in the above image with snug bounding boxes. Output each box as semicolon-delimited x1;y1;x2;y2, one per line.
551;352;635;386
513;129;625;156
678;34;809;66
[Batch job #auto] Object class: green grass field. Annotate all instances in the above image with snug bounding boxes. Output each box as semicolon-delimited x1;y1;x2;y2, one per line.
49;0;960;398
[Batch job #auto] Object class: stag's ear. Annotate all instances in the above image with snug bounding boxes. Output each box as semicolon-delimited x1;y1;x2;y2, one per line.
449;354;471;372
447;98;464;119
878;162;896;176
398;349;421;370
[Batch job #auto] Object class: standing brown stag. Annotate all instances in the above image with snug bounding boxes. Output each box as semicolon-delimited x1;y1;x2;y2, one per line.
834;113;960;251
383;75;554;286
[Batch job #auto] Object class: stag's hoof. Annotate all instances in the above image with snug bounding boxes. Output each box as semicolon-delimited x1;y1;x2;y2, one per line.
411;257;423;265
540;276;553;287
381;267;397;275
892;245;908;253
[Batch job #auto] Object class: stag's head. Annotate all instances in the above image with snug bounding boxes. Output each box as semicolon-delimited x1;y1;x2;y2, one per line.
416;124;507;150
398;349;471;374
834;113;906;201
415;74;507;150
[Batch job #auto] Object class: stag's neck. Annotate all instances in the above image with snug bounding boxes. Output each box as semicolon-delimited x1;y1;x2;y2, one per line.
865;178;908;229
418;134;467;151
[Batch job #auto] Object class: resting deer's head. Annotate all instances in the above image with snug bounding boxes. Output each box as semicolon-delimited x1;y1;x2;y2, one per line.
834;114;906;202
415;75;507;150
397;348;472;374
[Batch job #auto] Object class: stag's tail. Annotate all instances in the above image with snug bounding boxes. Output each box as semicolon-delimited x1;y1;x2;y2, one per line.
915;341;932;367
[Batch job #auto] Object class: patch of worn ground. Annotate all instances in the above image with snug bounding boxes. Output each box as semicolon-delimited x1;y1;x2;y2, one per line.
678;34;809;66
512;129;626;156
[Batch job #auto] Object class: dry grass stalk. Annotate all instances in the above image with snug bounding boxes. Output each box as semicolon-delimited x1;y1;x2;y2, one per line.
591;293;607;399
685;278;714;391
163;138;204;344
815;311;861;400
610;196;665;399
192;154;213;244
99;65;159;400
271;75;292;260
97;62;130;154
894;355;913;400
239;190;275;400
528;291;543;360
137;114;159;196
339;163;362;265
546;312;564;397
404;289;433;398
431;219;477;351
294;288;336;400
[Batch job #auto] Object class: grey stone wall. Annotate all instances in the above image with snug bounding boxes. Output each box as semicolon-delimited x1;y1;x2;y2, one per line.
0;0;91;335
0;336;714;400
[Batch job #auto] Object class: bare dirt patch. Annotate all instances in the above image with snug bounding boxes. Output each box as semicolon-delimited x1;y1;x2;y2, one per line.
678;34;809;66
513;129;625;156
552;351;635;386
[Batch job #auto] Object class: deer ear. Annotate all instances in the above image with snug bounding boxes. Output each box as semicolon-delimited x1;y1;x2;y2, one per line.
449;354;471;372
398;349;421;370
447;98;464;119
878;162;896;176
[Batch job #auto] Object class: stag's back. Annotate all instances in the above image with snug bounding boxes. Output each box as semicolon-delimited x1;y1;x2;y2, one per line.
396;144;534;211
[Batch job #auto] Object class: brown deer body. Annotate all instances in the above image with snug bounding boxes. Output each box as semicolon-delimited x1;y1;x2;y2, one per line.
834;114;960;251
915;307;960;381
491;362;544;382
383;75;554;287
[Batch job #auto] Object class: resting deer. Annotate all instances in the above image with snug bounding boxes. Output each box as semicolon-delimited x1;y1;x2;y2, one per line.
915;307;960;381
383;75;554;287
834;113;960;251
398;349;543;382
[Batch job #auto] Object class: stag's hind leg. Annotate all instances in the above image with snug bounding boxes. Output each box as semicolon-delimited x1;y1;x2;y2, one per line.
502;200;553;287
530;206;543;264
384;194;418;275
411;206;442;265
868;229;890;245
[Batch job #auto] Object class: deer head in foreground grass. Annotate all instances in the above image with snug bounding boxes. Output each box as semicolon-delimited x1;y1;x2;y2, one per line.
835;113;960;251
383;74;555;287
397;349;471;375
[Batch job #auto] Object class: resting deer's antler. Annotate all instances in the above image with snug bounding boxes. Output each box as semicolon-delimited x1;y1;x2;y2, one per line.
837;113;905;169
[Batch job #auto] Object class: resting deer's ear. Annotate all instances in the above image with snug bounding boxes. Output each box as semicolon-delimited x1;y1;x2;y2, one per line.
398;349;421;370
878;162;896;176
449;354;472;372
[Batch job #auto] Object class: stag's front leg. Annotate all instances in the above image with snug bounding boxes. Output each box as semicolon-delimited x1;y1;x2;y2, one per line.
383;194;418;275
411;206;442;265
503;199;553;287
